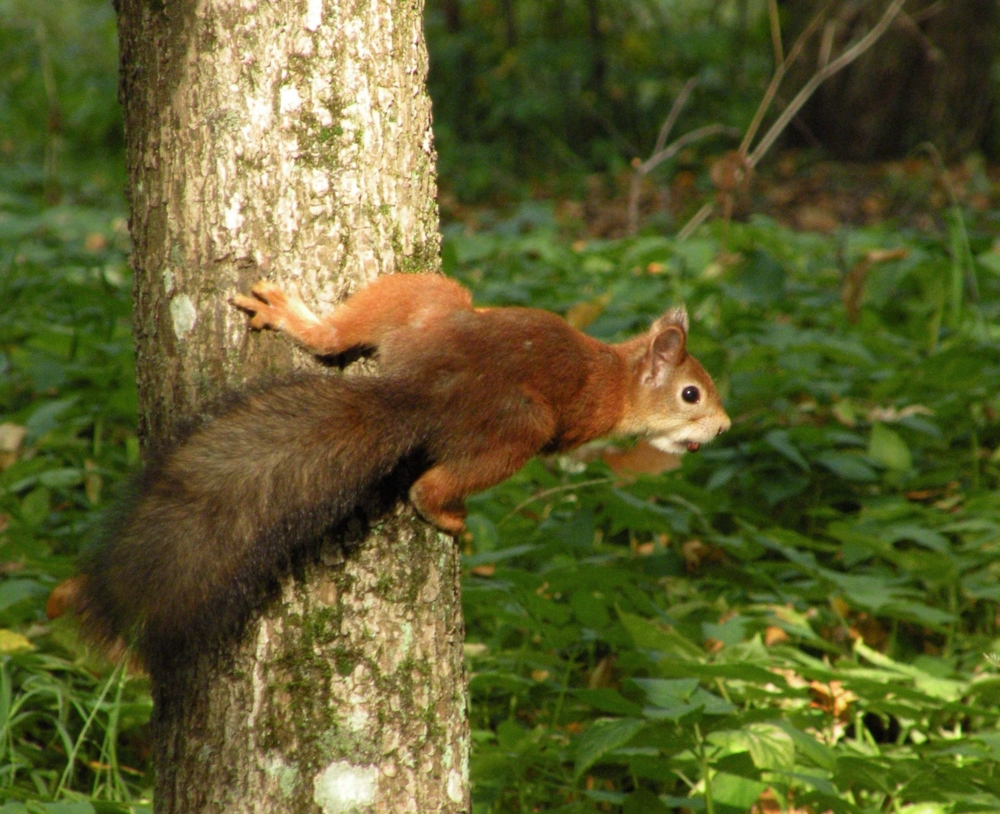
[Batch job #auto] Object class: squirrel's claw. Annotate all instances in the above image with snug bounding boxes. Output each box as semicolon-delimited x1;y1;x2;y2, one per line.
231;280;294;331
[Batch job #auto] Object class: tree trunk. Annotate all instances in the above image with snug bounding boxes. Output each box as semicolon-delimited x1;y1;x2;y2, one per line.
115;0;469;811
782;0;999;160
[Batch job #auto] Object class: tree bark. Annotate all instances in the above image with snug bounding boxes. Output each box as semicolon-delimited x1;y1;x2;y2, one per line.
115;0;469;811
782;0;999;160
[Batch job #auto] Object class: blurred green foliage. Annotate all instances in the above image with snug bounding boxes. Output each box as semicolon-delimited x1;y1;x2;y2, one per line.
4;178;1000;812
426;0;771;200
0;0;121;159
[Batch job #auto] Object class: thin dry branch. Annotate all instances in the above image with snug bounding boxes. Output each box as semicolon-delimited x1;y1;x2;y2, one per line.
653;77;698;157
767;0;783;65
818;20;837;69
627;79;743;235
739;1;834;156
896;9;941;63
627;124;740;235
642;124;743;179
746;0;908;168
678;0;908;239
676;202;716;241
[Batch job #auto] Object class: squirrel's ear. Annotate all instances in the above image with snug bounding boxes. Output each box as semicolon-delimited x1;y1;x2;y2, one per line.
653;305;689;335
641;322;688;385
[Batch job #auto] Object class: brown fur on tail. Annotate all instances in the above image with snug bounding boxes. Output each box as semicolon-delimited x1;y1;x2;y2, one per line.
74;372;435;678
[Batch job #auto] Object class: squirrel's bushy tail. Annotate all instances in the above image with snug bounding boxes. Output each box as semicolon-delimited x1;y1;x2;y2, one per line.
75;373;434;674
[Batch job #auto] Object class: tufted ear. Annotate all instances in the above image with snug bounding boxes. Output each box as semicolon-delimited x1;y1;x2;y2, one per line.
640;311;688;385
652;305;688;336
652;322;686;364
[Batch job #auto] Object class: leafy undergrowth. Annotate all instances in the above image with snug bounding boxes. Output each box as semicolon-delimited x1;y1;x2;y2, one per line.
1;171;1000;813
446;206;1000;813
0;164;151;812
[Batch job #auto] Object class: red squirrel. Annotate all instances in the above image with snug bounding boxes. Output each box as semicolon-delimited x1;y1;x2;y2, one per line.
74;273;729;672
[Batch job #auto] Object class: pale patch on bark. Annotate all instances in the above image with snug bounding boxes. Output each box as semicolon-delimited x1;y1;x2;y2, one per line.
344;704;370;733
169;294;197;339
447;770;464;804
249;612;274;724
224;192;245;231
419;560;441;603
305;0;323;32
279;84;302;114
313;761;377;813
264;753;300;799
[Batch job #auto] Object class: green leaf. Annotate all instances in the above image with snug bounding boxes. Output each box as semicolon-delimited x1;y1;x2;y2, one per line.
19;486;51;527
0;630;34;653
633;678;698;708
573;718;645;778
774;721;837;771
708;723;795;771
746;727;795;772
765;430;810;471
825;572;903;612
880;523;950;552
733;250;787;306
701;615;747;646
854;640;964;700
618;611;703;660
24;397;78;441
633;679;735;718
38;467;85;489
868;422;912;471
709;772;769;809
975;250;1000;275
815;451;877;481
465;514;500;551
495;718;528;751
570;590;612;629
463;543;538;567
880;600;955;629
622;788;671;814
604;490;681;534
689;688;737;715
574;689;643;717
652;660;784;686
0;580;47;613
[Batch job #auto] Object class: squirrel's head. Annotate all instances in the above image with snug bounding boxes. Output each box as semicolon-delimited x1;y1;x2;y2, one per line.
618;306;731;455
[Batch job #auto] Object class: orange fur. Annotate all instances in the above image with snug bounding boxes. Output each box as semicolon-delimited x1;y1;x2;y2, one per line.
234;274;730;533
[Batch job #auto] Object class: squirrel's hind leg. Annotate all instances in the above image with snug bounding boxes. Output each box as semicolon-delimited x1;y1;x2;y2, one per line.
409;447;535;535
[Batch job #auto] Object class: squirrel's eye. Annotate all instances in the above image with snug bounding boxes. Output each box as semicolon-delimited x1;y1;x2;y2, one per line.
681;386;700;404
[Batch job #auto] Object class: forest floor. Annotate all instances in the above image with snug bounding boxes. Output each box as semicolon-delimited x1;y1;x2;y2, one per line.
440;152;1000;243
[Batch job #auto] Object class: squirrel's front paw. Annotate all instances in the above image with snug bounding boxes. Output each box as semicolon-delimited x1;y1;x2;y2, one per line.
231;281;296;331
